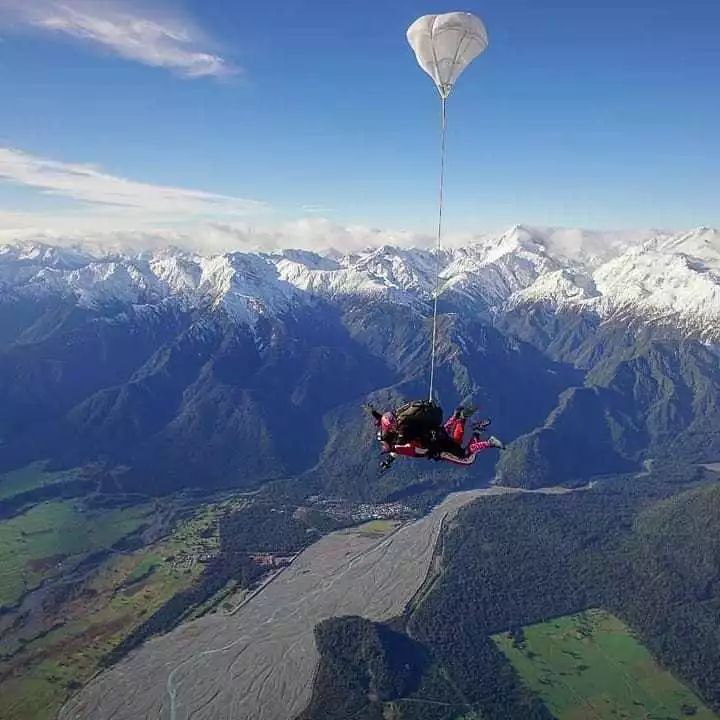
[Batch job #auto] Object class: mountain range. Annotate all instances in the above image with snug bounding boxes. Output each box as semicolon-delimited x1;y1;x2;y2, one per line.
1;225;718;497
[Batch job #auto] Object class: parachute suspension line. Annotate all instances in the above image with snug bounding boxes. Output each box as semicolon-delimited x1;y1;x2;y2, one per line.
428;94;448;403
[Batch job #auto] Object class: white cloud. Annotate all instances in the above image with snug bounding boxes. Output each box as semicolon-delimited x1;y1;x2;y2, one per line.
0;213;437;256
301;204;335;214
0;0;236;78
198;218;435;254
0;147;265;218
0;148;441;254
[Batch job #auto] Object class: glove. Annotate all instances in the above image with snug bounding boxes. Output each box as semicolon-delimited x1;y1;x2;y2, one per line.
379;455;396;474
365;403;382;419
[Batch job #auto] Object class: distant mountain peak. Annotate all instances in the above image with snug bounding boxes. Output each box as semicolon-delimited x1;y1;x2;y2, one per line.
1;226;718;339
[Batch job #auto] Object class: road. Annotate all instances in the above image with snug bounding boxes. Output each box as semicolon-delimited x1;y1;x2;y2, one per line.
60;488;517;720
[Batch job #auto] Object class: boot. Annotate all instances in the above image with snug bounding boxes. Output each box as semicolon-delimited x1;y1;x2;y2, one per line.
379;454;396;474
453;405;478;420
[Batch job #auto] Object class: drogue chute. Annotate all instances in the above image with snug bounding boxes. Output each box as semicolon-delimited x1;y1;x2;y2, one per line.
406;12;489;100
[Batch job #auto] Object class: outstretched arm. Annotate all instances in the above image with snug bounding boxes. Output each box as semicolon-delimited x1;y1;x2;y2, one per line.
365;404;383;425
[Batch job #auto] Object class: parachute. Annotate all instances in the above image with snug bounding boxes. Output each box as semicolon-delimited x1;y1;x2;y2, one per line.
406;12;489;100
406;12;489;401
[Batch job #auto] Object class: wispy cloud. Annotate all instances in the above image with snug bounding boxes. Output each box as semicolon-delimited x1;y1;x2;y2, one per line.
0;0;236;78
0;150;435;254
196;218;434;254
0;214;434;256
301;204;335;215
0;147;265;218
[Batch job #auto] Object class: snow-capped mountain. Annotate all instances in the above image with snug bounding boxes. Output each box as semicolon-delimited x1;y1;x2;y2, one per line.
1;225;719;498
1;225;718;339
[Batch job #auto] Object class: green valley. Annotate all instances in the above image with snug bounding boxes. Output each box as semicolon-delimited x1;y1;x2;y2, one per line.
495;609;717;720
0;499;153;608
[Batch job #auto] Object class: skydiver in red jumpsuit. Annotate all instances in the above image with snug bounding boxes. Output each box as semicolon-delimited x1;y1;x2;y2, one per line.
367;403;505;473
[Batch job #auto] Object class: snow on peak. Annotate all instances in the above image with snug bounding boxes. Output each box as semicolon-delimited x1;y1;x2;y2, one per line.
653;227;720;267
196;253;299;322
497;226;719;338
1;226;718;338
0;240;93;270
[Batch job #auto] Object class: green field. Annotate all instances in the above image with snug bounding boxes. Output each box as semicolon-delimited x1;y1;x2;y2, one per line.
494;609;718;720
0;462;78;501
0;496;238;720
355;519;401;536
0;499;153;607
0;545;199;720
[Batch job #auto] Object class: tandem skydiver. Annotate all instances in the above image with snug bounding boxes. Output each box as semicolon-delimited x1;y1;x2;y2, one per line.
366;400;505;473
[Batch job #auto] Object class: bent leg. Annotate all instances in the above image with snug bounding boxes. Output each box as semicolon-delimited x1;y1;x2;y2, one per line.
438;435;504;466
468;438;494;454
443;416;467;445
468;436;505;454
438;451;476;466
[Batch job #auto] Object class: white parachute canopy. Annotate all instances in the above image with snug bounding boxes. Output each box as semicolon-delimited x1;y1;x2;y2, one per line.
407;12;489;99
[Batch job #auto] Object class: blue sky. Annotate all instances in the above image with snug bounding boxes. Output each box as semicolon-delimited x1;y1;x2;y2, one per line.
0;0;718;249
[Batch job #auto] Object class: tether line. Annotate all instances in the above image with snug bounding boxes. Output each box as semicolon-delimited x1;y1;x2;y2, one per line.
428;95;448;402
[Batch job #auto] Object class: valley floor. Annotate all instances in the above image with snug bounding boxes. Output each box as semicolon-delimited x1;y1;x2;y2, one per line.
59;489;504;720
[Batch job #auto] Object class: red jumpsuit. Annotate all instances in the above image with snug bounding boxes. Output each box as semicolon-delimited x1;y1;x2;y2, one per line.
375;411;495;466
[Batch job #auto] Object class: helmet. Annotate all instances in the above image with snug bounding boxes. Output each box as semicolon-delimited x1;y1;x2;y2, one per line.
380;411;398;435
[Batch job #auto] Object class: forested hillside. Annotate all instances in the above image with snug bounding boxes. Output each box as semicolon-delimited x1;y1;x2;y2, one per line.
2;234;720;500
300;465;720;719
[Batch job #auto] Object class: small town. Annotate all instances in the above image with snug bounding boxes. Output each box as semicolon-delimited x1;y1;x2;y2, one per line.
305;496;415;523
